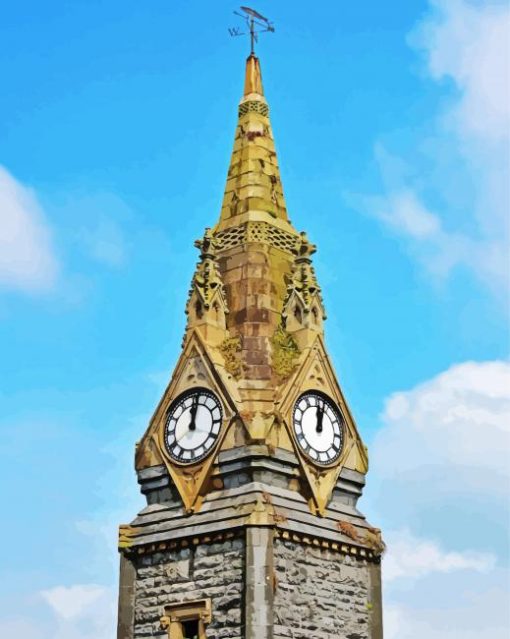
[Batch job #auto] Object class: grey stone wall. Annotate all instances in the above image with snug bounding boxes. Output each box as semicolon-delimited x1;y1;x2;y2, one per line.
273;539;372;639
133;538;245;639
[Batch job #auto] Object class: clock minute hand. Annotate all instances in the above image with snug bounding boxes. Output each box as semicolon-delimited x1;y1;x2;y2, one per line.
189;396;199;431
316;403;324;433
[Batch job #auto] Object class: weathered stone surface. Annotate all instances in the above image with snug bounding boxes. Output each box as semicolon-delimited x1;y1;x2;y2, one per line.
126;530;380;639
133;540;244;638
273;540;373;639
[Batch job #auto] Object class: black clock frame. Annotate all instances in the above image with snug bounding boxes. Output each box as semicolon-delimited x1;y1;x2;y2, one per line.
292;390;345;466
164;387;223;464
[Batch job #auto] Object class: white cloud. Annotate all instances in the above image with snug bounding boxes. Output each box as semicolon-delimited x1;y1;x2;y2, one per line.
351;0;510;297
373;360;510;491
383;529;495;582
366;360;510;639
369;361;510;558
0;584;116;639
0;165;59;293
360;184;509;289
367;189;442;239
413;0;510;143
40;584;116;639
41;584;109;620
0;412;145;639
385;580;510;639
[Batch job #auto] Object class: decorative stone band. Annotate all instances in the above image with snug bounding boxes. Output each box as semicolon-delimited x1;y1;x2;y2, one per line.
121;529;242;556
274;529;381;562
239;100;269;117
216;221;298;253
118;525;382;564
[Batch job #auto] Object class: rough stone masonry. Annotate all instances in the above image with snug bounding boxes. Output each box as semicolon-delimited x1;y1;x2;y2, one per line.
133;539;245;639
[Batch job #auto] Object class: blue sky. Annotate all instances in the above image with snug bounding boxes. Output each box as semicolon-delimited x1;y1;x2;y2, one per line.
0;1;509;637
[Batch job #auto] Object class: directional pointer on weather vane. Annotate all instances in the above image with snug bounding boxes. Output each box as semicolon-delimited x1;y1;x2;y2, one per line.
228;6;275;55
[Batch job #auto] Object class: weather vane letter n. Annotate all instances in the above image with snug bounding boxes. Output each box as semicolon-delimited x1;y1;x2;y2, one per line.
229;6;275;55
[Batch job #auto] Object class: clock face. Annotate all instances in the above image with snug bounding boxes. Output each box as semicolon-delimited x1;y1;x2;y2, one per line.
293;392;344;465
164;388;223;464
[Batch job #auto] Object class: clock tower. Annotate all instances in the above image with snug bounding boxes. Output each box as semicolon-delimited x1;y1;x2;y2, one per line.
117;53;384;639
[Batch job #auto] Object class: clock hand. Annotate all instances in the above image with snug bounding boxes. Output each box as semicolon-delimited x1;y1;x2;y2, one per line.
316;402;324;433
189;395;199;431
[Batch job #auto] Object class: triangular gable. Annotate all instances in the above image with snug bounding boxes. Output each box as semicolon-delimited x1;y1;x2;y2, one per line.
275;334;368;514
135;329;241;512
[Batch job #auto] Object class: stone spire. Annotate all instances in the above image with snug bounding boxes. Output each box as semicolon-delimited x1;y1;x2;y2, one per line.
216;54;291;230
244;52;264;95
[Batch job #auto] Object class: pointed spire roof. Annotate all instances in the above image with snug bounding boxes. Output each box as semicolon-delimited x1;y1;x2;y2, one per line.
244;53;264;96
215;54;293;233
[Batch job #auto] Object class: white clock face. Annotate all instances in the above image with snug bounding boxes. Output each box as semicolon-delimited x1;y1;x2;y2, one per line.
293;392;344;465
164;389;223;464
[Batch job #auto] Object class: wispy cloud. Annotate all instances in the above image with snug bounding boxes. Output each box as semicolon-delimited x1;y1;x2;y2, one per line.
41;584;112;622
416;0;509;143
373;359;510;492
53;191;132;269
383;529;495;582
0;410;145;639
79;218;128;268
348;0;510;298
0;166;59;293
41;584;115;639
0;584;115;639
385;581;510;639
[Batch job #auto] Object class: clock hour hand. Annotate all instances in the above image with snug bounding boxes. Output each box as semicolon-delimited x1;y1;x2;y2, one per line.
189;395;199;431
316;402;324;433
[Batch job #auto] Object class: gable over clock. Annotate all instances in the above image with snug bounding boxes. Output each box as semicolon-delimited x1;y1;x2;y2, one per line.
118;51;384;639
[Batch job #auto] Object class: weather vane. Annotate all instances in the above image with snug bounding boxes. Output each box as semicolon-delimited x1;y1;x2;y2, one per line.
229;6;275;55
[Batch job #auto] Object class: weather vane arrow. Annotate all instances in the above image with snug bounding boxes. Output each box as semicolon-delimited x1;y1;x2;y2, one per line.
229;6;275;55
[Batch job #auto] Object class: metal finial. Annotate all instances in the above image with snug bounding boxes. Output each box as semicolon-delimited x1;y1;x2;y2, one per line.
229;6;275;55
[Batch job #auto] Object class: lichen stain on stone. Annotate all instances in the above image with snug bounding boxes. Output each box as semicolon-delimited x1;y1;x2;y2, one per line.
271;325;300;379
219;335;243;378
363;528;386;556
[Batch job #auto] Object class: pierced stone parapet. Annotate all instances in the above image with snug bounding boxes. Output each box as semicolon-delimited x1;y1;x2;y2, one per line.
215;221;298;253
239;100;269;117
215;224;246;250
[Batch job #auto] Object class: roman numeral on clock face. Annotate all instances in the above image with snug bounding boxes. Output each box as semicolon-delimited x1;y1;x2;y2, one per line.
164;388;223;464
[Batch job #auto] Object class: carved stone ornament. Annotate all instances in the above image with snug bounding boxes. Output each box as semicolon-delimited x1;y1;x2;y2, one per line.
282;231;326;331
186;228;228;322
